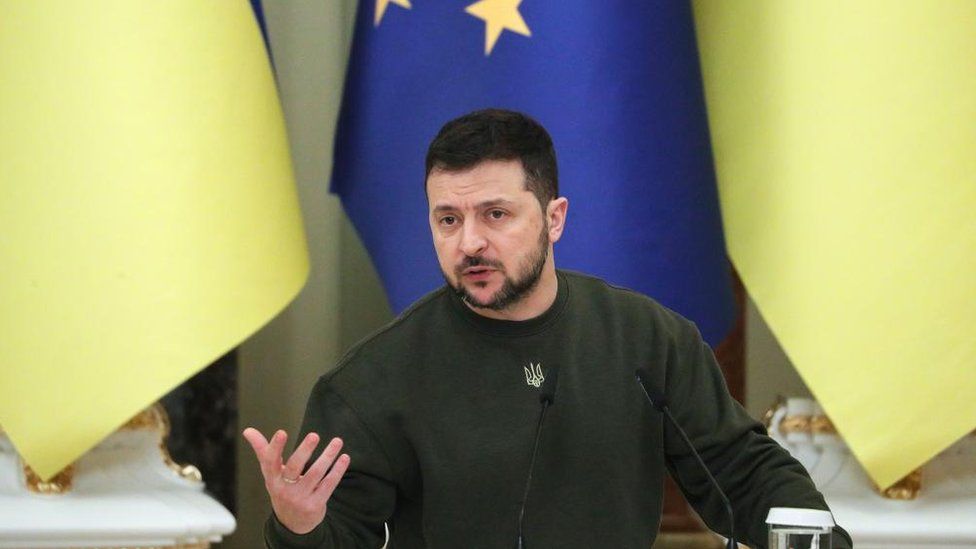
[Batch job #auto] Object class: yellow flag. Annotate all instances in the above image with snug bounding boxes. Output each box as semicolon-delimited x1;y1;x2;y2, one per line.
0;2;308;479
693;1;976;488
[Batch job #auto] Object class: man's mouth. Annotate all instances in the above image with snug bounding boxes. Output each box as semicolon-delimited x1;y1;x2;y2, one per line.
462;267;495;279
456;257;503;283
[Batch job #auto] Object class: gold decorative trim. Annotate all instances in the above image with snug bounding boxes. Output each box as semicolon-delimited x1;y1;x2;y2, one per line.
879;468;922;500
165;457;204;483
779;415;813;434
810;415;836;434
123;403;169;431
116;403;204;483
149;403;204;484
761;396;786;429
759;403;976;501
14;402;203;493
24;463;75;494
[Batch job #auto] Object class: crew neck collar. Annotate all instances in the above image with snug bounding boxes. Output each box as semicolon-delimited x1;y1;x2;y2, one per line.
448;270;570;337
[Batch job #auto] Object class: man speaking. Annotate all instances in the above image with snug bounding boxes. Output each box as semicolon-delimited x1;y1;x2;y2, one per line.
244;109;852;548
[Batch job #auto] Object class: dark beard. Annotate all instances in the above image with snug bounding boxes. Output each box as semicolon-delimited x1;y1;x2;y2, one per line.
448;225;549;311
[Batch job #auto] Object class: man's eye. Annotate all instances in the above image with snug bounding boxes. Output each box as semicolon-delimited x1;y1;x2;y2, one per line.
440;216;457;226
488;210;506;220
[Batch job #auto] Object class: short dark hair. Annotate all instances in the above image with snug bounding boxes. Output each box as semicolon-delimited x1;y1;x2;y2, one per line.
425;109;558;209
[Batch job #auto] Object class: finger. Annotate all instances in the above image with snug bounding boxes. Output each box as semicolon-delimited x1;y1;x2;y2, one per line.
242;427;269;453
314;453;351;501
282;432;321;482
301;437;343;488
242;428;272;476
267;429;288;471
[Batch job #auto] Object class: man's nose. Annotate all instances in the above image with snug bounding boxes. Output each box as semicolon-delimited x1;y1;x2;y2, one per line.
459;220;487;256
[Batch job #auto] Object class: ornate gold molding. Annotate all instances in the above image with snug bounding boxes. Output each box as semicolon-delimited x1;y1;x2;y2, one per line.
761;396;786;429
15;402;202;494
136;403;204;483
151;402;203;482
165;456;204;483
775;413;839;435
879;469;922;500
763;400;926;500
810;415;836;434
779;415;813;434
25;463;75;494
123;403;169;431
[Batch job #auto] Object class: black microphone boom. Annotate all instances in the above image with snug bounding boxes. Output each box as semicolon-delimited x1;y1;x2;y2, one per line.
635;370;737;549
517;365;559;549
539;365;559;404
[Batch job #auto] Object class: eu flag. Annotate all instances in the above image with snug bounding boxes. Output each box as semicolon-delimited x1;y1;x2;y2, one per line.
332;0;734;345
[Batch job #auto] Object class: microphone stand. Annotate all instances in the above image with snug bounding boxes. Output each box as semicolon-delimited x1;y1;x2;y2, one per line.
636;371;737;549
517;367;559;549
516;398;550;549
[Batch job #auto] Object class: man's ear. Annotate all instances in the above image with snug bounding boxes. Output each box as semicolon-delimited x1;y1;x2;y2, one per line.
546;197;569;243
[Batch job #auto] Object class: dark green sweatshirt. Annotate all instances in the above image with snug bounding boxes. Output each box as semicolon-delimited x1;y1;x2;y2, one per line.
266;271;852;548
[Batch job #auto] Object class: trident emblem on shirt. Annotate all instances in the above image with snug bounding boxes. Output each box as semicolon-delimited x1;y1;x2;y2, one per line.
524;362;544;388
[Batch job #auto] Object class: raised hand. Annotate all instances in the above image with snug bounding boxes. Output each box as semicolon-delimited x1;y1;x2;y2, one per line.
243;427;351;534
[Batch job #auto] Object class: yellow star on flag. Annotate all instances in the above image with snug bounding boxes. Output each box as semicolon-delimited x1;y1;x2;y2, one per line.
465;0;531;55
375;0;412;27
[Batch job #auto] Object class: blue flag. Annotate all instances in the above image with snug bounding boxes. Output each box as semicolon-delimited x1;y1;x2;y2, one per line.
332;0;735;345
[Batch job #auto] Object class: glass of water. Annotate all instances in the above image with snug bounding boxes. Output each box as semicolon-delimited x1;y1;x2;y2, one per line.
767;507;834;549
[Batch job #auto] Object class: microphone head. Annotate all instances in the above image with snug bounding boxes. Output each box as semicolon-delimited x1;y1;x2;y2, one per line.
540;365;559;404
634;369;669;412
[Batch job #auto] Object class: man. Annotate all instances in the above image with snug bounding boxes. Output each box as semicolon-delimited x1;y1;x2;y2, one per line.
245;109;852;548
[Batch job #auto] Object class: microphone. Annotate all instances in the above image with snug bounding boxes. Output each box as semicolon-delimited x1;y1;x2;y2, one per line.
538;365;559;405
517;365;559;549
635;370;737;549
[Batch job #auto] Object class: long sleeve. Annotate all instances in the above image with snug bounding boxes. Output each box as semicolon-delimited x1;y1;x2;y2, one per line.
265;378;397;549
662;320;853;548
